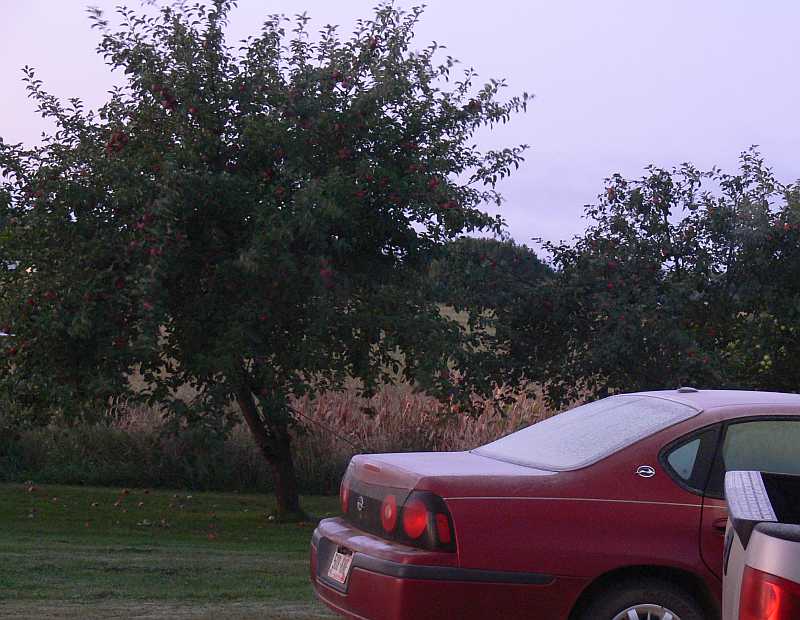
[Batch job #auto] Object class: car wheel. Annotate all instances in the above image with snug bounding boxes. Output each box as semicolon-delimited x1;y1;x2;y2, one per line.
577;578;705;620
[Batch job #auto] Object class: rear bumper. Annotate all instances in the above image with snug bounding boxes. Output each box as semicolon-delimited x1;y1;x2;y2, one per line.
310;518;585;620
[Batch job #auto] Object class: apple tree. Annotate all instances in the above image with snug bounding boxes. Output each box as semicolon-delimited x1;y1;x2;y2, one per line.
0;1;530;518
485;149;800;407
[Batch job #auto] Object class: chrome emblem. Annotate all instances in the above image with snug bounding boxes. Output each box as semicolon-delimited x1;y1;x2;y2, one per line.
356;495;365;512
636;465;656;478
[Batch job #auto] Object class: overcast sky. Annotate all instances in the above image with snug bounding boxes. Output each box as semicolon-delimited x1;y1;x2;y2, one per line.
2;0;799;249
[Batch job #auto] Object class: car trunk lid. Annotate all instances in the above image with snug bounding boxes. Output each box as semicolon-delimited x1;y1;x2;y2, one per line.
341;451;558;543
348;450;556;494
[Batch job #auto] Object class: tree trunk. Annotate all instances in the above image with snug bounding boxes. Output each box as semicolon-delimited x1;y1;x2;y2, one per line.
266;421;303;518
236;387;305;520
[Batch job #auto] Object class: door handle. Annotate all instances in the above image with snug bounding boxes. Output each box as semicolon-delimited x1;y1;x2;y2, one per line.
712;517;728;534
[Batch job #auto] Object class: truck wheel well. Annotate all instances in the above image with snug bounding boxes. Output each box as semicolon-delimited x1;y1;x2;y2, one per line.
567;565;719;620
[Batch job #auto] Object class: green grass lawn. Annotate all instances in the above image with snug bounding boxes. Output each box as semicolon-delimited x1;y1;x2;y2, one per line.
0;483;339;619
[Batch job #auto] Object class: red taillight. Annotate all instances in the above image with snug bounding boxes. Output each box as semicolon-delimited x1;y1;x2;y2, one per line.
340;480;350;514
340;484;455;551
381;494;398;532
435;513;452;544
740;566;800;620
402;497;428;539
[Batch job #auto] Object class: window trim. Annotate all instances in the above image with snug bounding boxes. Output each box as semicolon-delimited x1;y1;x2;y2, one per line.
704;415;800;500
658;423;721;497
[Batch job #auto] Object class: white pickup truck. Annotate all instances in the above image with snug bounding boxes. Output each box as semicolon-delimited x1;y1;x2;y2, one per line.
722;470;800;620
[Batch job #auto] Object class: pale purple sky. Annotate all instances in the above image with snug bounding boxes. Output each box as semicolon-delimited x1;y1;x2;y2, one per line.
2;1;799;246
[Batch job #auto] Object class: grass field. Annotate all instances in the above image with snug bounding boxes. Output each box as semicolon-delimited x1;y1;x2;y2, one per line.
0;483;339;619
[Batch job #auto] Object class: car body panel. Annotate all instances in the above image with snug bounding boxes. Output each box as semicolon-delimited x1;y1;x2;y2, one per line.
700;496;728;580
447;496;706;578
311;520;586;620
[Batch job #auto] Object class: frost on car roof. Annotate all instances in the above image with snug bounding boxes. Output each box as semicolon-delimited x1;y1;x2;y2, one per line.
473;395;699;471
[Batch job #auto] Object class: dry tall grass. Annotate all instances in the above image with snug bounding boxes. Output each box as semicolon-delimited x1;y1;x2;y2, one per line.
290;383;549;453
286;383;552;492
1;383;558;494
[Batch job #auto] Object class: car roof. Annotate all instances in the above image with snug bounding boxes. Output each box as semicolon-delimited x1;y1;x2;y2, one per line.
633;388;800;411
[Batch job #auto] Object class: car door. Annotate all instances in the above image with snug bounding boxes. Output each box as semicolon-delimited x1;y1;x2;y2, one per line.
699;417;800;579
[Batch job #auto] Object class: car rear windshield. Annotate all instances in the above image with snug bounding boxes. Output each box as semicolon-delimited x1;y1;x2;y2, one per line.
473;395;699;471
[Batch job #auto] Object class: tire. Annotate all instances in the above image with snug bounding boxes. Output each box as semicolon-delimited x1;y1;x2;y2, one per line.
577;577;706;620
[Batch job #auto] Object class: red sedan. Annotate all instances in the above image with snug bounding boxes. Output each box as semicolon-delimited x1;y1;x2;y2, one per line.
310;389;800;620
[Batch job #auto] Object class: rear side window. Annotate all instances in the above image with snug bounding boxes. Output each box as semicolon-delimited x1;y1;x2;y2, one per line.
661;428;719;494
667;437;702;480
473;395;698;471
723;420;800;474
705;418;800;498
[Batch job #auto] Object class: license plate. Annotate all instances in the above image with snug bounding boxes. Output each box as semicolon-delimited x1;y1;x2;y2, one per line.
327;548;354;584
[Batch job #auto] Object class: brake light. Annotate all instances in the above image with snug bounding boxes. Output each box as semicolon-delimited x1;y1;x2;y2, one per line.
340;483;456;552
739;566;800;620
435;513;452;544
402;497;428;539
340;480;350;514
380;494;398;532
